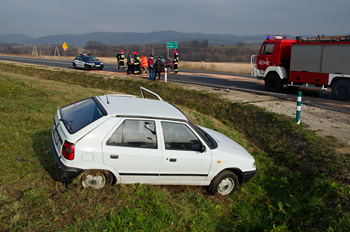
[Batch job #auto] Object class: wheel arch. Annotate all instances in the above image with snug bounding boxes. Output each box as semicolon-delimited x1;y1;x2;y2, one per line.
213;168;243;185
329;76;350;87
263;66;287;80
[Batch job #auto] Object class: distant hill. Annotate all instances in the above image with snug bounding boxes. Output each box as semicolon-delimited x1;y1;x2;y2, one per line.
0;31;270;46
0;33;34;44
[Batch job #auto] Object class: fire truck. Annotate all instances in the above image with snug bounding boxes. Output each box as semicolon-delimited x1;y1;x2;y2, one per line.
251;35;350;100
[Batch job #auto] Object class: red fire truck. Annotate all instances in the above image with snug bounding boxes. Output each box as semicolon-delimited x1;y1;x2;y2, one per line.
251;35;350;100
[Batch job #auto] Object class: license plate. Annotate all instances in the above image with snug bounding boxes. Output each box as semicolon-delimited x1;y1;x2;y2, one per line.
95;65;100;67
53;129;61;146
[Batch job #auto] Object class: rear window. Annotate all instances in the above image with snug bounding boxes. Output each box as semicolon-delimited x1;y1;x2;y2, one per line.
60;98;106;134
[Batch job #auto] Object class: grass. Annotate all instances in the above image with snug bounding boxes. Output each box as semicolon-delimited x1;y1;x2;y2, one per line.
0;62;349;231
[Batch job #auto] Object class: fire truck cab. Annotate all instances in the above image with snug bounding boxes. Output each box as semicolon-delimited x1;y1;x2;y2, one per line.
251;35;350;101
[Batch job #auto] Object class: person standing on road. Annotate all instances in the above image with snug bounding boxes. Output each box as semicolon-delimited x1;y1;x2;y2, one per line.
173;51;179;73
116;51;121;70
153;56;163;81
133;51;140;74
148;55;154;80
119;50;125;70
126;53;132;74
141;55;148;74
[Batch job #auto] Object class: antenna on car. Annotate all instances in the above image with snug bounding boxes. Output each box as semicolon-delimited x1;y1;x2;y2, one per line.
140;86;163;101
105;94;110;104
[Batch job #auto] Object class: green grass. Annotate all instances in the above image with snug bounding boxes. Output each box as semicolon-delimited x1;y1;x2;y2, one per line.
0;62;349;231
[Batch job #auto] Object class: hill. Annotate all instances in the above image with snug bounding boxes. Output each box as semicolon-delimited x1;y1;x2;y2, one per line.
0;31;269;46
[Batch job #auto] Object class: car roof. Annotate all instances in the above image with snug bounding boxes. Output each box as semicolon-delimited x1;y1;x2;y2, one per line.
96;95;188;121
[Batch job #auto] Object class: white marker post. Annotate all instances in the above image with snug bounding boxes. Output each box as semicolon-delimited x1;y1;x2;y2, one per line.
296;91;302;124
164;67;167;82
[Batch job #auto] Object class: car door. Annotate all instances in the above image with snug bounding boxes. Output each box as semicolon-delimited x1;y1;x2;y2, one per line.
158;121;212;183
102;118;162;183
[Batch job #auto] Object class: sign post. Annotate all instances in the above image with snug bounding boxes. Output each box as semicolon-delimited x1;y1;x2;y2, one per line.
62;42;68;56
166;42;178;59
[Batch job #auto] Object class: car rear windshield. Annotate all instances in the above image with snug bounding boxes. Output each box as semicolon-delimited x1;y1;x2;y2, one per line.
60;97;106;134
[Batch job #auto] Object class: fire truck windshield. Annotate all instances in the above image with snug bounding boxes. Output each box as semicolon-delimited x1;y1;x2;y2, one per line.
261;44;274;55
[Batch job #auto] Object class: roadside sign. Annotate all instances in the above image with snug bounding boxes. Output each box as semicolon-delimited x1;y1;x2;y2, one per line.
166;42;178;49
62;42;68;51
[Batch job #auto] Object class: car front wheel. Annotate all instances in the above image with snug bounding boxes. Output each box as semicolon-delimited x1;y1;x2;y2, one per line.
265;73;283;92
78;170;110;189
208;170;239;196
84;64;90;71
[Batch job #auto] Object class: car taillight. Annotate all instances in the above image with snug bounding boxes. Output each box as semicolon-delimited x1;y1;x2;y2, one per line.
62;141;75;160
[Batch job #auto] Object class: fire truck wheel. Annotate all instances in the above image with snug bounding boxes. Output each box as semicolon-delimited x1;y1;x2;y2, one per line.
332;79;350;101
265;73;283;92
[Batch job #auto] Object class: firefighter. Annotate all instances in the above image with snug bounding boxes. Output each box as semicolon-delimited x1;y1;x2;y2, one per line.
119;50;125;70
173;51;179;73
133;51;140;74
126;54;132;74
116;51;121;70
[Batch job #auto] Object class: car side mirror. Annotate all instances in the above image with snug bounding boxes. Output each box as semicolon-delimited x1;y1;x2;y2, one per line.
200;143;206;153
193;143;206;153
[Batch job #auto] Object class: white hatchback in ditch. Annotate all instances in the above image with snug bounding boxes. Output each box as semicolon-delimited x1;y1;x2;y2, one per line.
51;87;256;195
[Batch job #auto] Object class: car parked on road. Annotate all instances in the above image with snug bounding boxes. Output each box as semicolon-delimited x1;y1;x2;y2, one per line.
72;54;104;71
51;87;256;195
161;57;173;72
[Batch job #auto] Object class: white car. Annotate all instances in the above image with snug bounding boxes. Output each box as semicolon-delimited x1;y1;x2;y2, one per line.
51;87;256;195
72;54;104;70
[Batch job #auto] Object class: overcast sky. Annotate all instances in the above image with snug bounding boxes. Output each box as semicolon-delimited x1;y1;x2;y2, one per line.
1;0;349;37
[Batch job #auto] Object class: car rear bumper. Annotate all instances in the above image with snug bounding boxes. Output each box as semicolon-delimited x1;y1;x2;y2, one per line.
51;137;83;174
242;170;257;184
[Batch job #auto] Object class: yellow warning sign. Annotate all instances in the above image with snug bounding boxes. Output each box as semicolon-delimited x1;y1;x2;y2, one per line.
62;42;68;50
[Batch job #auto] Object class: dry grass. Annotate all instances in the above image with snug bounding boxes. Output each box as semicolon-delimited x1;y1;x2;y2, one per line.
180;61;251;74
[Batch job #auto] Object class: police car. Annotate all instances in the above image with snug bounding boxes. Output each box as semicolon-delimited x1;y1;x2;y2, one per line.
72;54;104;71
51;87;256;195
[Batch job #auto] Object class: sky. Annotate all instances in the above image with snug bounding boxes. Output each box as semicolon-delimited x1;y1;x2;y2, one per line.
1;0;350;38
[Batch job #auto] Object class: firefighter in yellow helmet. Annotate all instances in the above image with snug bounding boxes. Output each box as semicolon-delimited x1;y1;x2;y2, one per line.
173;51;179;73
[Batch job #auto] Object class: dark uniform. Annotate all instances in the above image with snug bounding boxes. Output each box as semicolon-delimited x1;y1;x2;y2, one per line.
119;50;125;70
173;51;179;73
126;54;132;74
133;51;140;75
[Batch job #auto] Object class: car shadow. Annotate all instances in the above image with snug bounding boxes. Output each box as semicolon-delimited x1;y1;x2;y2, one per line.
32;129;66;184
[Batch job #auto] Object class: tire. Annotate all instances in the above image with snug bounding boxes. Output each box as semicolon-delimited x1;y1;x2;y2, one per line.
265;73;283;92
73;63;77;69
78;170;111;189
84;64;90;71
332;79;350;101
208;170;239;196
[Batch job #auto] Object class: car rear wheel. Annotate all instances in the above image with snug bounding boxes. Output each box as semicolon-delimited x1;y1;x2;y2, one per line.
332;79;350;101
208;170;239;196
78;170;110;189
73;63;77;69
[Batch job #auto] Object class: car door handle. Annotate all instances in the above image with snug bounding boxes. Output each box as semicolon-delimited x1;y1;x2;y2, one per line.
110;154;119;159
169;158;177;162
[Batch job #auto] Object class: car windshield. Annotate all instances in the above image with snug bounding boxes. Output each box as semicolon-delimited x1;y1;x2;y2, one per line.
83;56;98;62
60;98;105;134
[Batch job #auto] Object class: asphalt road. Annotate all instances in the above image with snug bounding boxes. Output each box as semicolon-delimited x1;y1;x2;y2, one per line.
1;55;349;114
